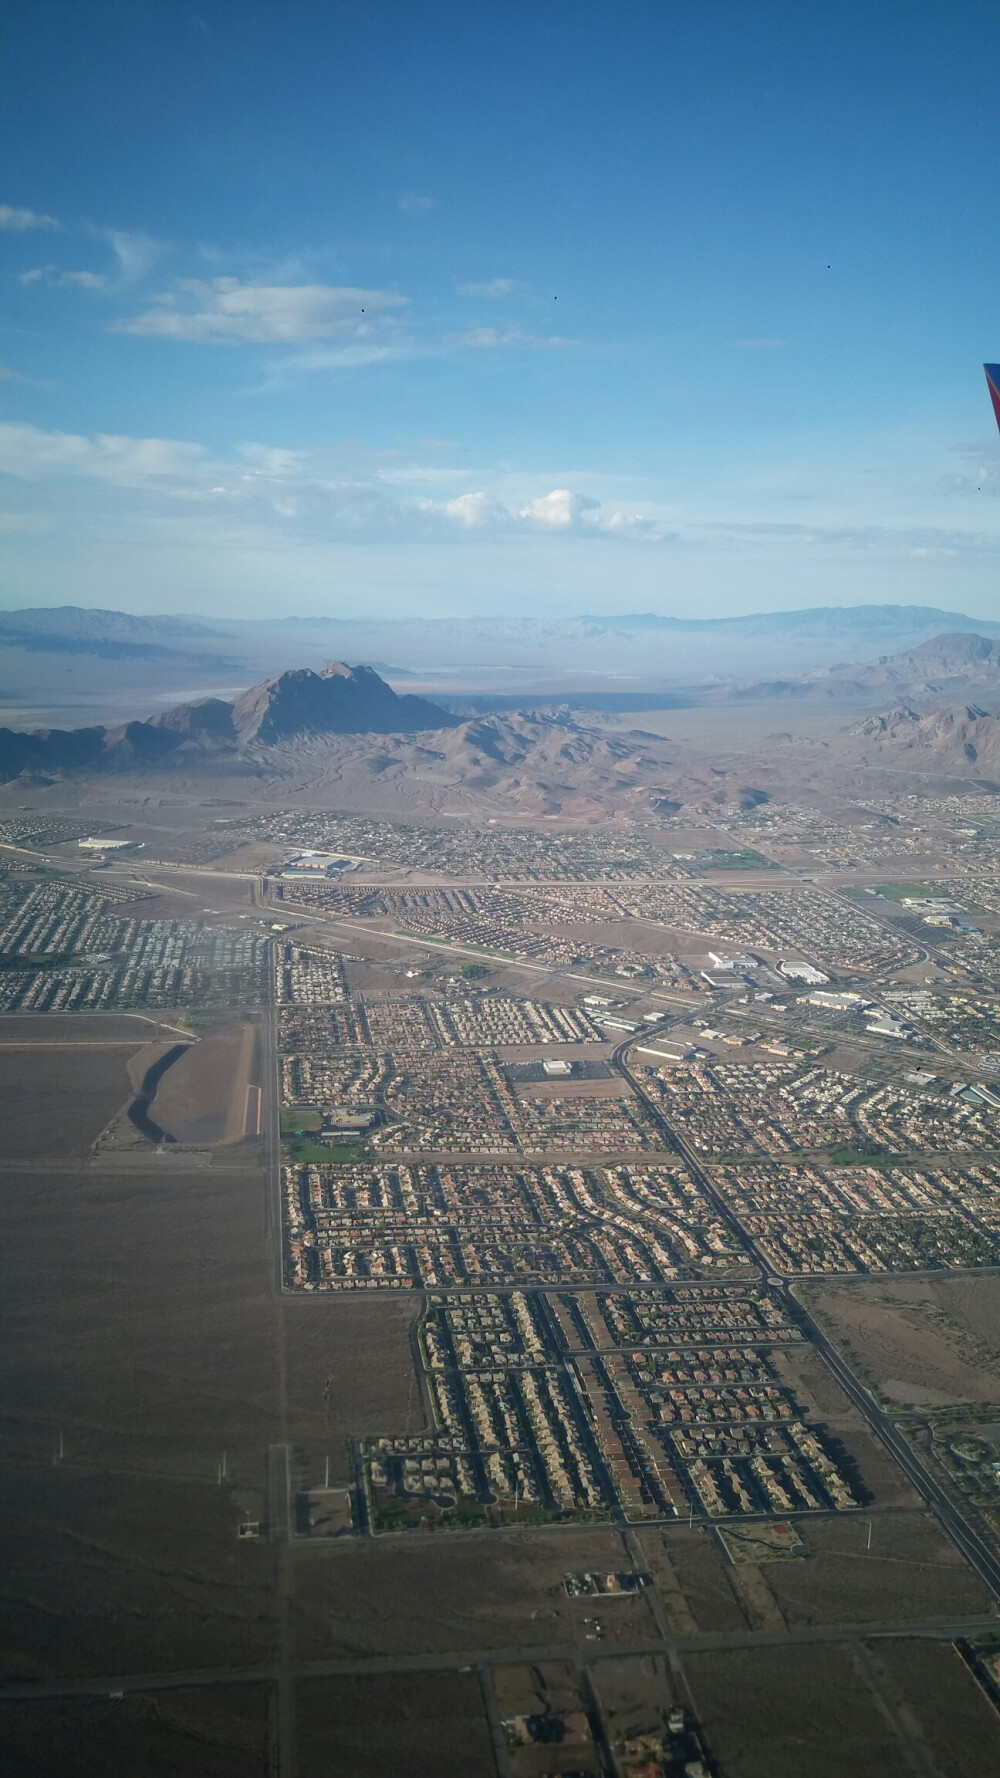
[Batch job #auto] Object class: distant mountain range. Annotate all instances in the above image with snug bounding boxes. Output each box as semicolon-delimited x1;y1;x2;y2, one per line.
721;631;1000;707
0;605;236;668
2;646;999;811
2;603;1000;713
0;659;762;816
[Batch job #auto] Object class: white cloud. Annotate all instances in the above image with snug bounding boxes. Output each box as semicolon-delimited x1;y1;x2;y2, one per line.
63;269;107;289
440;491;511;528
455;326;574;351
397;191;438;213
456;278;520;298
118;278;408;344
20;265;106;289
0;422;671;545
100;229;165;284
0;363;54;391
420;485;667;540
521;489;598;528
729;337;785;350
0;203;59;232
0;421;210;485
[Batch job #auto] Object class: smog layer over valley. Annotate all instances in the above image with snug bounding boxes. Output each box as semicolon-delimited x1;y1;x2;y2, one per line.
5;7;1000;1778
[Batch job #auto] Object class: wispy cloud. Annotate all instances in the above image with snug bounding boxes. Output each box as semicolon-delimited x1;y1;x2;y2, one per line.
0;364;55;391
729;336;786;350
118;278;408;344
0;420;669;544
20;265;107;289
0;421;210;484
101;228;165;284
454;325;574;350
0;203;59;232
20;228;163;293
456;278;521;298
397;191;438;213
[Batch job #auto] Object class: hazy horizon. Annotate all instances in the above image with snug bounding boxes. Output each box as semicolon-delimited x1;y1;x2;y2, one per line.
3;2;1000;622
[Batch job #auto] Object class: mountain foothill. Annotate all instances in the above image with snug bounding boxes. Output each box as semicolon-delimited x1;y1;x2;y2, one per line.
0;625;998;815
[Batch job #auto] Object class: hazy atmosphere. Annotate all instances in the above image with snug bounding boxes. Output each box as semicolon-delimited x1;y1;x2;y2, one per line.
6;9;1000;1778
3;1;1000;618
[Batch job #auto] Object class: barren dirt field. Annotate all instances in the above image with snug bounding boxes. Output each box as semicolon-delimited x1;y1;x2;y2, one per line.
0;1166;276;1473
593;1650;681;1744
635;1526;748;1633
0;1043;139;1159
296;1672;495;1778
869;1639;1000;1772
804;1275;1000;1407
283;1294;425;1481
0;1686;271;1778
291;1527;657;1661
0;1160;278;1679
0;1462;274;1680
747;1510;995;1628
684;1643;915;1778
150;1016;261;1144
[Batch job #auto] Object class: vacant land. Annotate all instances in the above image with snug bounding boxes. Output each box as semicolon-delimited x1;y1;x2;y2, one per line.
150;1016;261;1144
869;1639;1000;1772
0;1042;138;1159
0;1687;271;1778
684;1643;914;1778
283;1294;425;1482
804;1275;1000;1408
635;1526;748;1633
292;1527;657;1661
593;1650;682;1749
296;1672;494;1778
0;1462;274;1680
749;1511;995;1628
0;1159;277;1679
0;1167;275;1474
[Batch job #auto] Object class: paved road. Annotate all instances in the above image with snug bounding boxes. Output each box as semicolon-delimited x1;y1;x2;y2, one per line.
4;1615;998;1704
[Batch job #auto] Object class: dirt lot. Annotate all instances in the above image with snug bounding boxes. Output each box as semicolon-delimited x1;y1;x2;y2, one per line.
804;1275;1000;1409
283;1293;425;1483
0;1166;275;1474
684;1643;914;1778
592;1649;682;1750
0;1041;140;1159
292;1527;657;1661
0;1463;274;1680
744;1511;995;1629
150;1016;261;1144
0;1687;271;1778
296;1672;494;1778
868;1639;1000;1772
0;1161;278;1678
635;1526;748;1632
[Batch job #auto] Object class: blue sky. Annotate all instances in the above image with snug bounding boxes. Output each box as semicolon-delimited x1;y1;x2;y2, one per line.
2;0;1000;620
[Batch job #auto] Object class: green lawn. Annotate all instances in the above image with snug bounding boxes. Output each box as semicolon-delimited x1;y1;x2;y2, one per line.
828;1142;892;1170
280;1106;323;1134
283;1134;368;1165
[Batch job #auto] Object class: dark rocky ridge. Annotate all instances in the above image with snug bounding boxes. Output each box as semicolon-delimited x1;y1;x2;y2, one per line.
0;662;456;781
230;661;454;744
